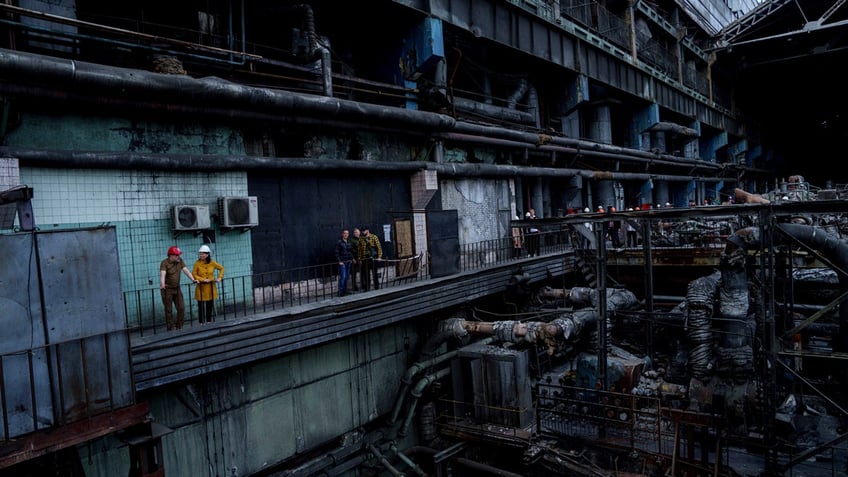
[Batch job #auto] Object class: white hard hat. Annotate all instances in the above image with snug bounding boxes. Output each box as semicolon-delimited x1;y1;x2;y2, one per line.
583;207;590;213
199;245;211;254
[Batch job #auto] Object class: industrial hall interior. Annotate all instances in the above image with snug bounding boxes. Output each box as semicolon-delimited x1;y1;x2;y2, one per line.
3;0;848;476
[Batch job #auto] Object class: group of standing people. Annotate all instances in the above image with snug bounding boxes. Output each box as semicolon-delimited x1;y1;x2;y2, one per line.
335;225;383;297
159;244;225;330
159;225;380;330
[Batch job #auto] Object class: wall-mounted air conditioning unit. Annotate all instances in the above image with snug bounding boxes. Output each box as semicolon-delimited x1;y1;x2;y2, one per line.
218;196;259;228
173;205;211;231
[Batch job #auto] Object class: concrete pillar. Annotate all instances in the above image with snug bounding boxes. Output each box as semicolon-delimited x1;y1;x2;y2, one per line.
652;130;667;153
588;103;613;144
532;177;544;218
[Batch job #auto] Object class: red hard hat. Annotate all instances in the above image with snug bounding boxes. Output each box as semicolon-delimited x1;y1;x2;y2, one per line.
167;246;182;256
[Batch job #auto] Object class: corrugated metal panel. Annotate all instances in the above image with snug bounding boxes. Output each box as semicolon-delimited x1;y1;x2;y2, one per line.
0;228;133;438
0;233;52;438
451;341;534;428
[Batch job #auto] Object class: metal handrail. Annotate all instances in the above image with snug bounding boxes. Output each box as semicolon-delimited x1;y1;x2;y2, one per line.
124;230;573;334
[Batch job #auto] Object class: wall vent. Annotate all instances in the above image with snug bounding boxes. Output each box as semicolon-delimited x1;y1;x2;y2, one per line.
173;205;211;231
218;196;258;228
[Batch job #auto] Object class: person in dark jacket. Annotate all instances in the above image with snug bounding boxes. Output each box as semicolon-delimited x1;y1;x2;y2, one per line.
349;228;361;292
524;209;540;257
335;229;354;297
356;225;383;291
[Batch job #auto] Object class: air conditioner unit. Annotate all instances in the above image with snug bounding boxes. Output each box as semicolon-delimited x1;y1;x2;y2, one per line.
173;205;211;231
218;196;259;228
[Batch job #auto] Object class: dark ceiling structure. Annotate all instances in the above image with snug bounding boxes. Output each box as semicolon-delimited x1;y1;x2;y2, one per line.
714;0;848;186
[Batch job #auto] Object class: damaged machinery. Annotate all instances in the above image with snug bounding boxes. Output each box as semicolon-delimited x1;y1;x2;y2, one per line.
278;201;848;477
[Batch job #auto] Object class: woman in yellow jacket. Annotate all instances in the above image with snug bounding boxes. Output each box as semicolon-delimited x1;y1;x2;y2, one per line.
192;244;225;323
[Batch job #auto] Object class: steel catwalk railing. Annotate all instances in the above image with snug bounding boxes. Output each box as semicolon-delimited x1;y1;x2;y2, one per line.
125;229;568;334
124;219;739;335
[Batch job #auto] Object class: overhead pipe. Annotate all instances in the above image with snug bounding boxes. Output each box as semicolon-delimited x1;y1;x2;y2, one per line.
0;49;735;177
0;49;454;131
432;131;722;172
449;119;716;167
452;96;536;125
0;147;430;173
431;160;716;182
0;147;723;185
649;121;700;137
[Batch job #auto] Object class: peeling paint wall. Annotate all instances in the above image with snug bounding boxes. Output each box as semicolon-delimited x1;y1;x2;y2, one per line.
439;177;514;244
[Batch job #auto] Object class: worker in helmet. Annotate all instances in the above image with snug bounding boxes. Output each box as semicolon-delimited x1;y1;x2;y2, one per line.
192;244;225;323
159;246;198;331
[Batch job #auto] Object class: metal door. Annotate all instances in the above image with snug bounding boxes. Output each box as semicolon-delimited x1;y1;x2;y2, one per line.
427;210;459;278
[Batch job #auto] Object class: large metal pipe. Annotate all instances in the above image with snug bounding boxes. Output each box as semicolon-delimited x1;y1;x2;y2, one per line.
433;131;719;170
292;3;333;97
0;48;729;177
0;49;455;131
778;223;848;352
0;147;719;184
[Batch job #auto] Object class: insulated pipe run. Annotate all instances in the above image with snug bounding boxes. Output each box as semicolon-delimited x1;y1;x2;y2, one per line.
432;132;720;172
1;147;716;184
0;48;721;172
686;271;720;379
450;119;713;166
452;97;535;125
778;223;848;352
720;226;760;349
0;49;454;131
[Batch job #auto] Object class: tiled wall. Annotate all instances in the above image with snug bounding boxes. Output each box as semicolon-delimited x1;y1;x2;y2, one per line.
0;158;21;226
0;157;20;189
20;167;253;294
